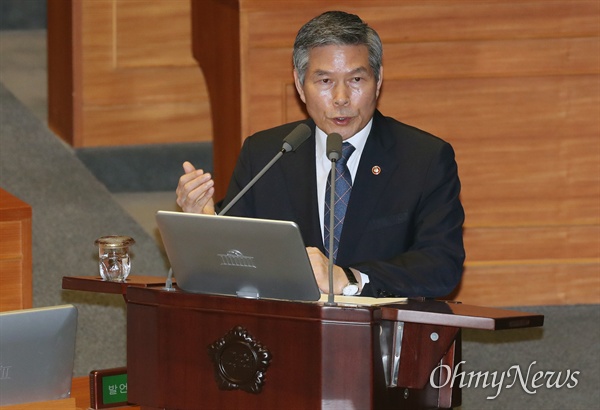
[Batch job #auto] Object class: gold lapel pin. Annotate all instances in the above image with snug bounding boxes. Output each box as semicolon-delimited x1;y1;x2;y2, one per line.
372;166;381;175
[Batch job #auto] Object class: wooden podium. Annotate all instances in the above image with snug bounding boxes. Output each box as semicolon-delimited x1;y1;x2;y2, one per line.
63;276;543;409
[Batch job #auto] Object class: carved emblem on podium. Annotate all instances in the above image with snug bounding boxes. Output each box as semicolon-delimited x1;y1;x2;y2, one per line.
208;325;272;393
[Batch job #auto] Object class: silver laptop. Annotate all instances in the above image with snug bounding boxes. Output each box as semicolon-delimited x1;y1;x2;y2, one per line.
156;211;321;301
0;304;78;405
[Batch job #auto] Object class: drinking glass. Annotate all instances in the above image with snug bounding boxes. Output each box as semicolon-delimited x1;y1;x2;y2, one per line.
94;236;135;282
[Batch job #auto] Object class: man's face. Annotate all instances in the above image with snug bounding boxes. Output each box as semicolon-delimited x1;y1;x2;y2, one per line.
294;44;383;141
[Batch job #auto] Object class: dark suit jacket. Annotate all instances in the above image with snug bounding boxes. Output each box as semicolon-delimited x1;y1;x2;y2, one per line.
220;110;465;298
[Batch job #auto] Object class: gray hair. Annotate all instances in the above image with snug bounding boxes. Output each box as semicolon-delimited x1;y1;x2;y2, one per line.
293;11;383;86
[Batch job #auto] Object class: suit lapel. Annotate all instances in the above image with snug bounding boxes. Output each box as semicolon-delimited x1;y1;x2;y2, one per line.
338;112;399;263
279;120;324;249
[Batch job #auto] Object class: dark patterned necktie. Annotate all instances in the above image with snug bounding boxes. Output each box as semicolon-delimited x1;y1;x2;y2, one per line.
324;142;355;262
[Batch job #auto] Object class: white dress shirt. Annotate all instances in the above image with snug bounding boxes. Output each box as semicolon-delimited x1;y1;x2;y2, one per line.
314;119;374;290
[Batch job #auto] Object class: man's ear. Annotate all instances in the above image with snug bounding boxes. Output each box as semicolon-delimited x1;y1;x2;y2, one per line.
293;69;307;104
376;66;383;99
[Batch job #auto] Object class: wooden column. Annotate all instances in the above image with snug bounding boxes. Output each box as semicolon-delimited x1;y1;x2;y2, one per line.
191;0;243;198
0;189;32;312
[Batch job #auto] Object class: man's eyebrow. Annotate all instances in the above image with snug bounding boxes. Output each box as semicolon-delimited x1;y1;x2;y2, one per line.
348;67;370;76
311;67;370;77
312;69;331;77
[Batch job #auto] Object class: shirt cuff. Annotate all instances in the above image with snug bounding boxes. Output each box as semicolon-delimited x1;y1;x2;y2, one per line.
358;271;370;295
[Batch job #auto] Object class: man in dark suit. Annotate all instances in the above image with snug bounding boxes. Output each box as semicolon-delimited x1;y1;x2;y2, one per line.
176;11;465;298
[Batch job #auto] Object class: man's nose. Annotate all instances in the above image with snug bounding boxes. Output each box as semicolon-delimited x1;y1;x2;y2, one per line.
333;84;350;106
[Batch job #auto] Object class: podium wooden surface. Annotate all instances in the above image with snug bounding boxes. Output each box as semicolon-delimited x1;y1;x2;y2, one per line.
63;276;543;409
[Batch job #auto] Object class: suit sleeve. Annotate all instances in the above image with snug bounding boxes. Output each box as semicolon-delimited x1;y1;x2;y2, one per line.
355;142;465;298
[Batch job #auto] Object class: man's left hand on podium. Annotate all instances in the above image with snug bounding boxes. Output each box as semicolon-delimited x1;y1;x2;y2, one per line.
306;247;360;295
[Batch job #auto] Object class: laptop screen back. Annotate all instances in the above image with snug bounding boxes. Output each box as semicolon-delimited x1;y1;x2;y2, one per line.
156;211;321;301
0;305;78;405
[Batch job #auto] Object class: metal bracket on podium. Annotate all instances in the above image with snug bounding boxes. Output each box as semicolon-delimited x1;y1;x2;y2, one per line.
380;320;405;387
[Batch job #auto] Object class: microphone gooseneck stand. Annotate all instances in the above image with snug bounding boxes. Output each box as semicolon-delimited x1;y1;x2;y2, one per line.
218;123;311;216
325;160;338;306
325;133;343;306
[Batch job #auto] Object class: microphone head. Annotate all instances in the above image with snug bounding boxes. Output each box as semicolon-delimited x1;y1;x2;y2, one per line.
282;123;311;152
326;133;343;161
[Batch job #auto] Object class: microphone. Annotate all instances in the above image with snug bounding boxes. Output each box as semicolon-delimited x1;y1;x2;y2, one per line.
325;133;342;306
326;132;342;161
282;123;312;153
218;123;311;216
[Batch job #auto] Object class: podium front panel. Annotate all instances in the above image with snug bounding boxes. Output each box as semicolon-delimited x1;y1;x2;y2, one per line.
126;287;377;409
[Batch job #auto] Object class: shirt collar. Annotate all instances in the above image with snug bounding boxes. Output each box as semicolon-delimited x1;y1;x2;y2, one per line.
315;119;373;160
